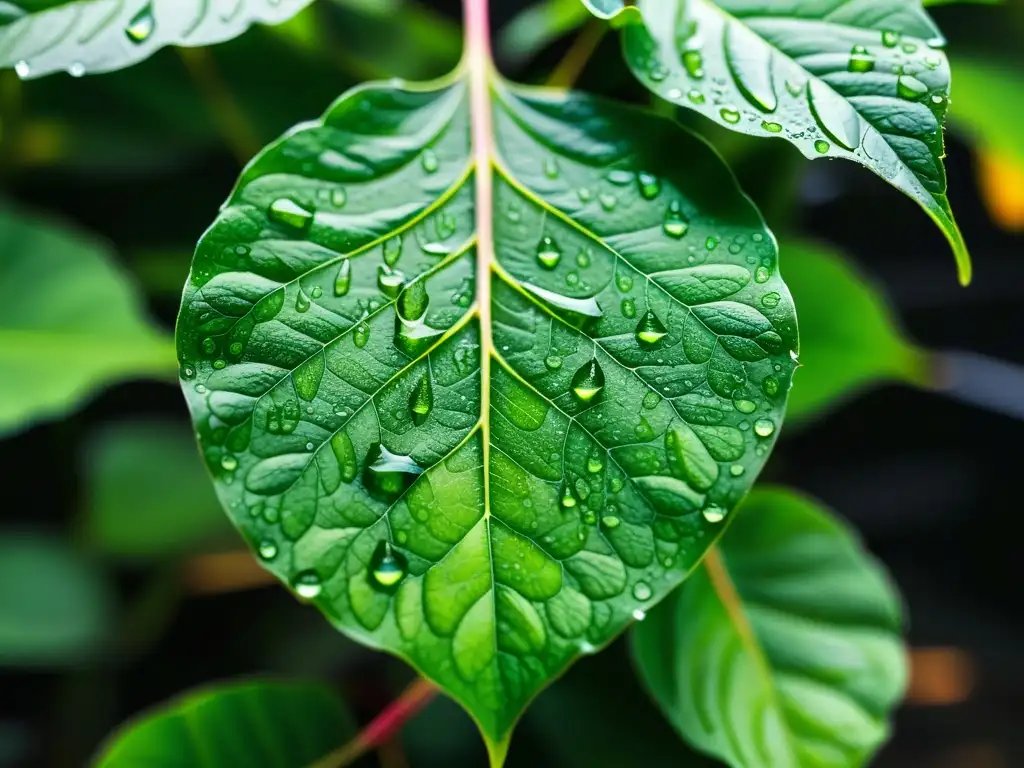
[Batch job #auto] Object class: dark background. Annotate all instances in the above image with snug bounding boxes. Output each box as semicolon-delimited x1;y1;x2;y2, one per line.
0;1;1021;766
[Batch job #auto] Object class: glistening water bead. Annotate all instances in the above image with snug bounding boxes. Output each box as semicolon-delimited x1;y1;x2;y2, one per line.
635;310;668;347
536;236;562;269
571;358;605;403
369;541;408;590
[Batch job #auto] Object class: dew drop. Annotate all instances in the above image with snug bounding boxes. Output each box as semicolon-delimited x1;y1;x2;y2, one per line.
599;194;618;211
258;539;278;561
682;49;704;79
268;198;314;232
409;373;434;426
733;398;756;414
881;30;901;48
730;464;745;477
635;310;668;348
221;454;238;471
662;200;690;238
536;236;562;269
632;608;647;621
383;235;403;266
897;74;929;101
14;60;29;78
576;250;591;268
762;120;783;133
720;106;742;124
815;139;831;154
369;540;409;590
762;375;780;396
702;506;726;524
544;355;563;370
848;44;876;73
125;3;156;43
68;62;85;77
577;187;593;203
754;418;776;437
642;391;662;410
587;456;603;474
616;273;634;293
295;288;311;313
620;298;637;319
724;22;778;112
637;172;661;200
687;89;706;104
705;236;720;251
755;266;771;283
377;265;406;298
632;581;652;601
334;259;352;296
761;291;781;308
543;157;560;178
561;485;577;509
571;358;605;403
807;79;862;151
607;169;633;186
331;188;347;207
421;149;439;173
294;571;322;599
353;321;371;348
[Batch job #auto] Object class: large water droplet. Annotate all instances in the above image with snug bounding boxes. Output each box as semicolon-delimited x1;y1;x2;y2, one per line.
848;44;875;73
383;235;403;266
295;287;311;313
268;198;314;232
369;540;409;590
601;515;621;529
663;200;689;238
632;581;652;601
621;298;637;319
807;79;862;151
365;444;423;501
334;259;352;296
754;418;776;437
762;375;780;396
724;22;777;112
409;373;433;426
561;484;577;509
536;236;562;269
897;74;929;101
761;291;781;308
258;539;277;561
394;315;443;357
682;49;704;79
881;30;901;48
762;121;782;133
544;355;563;370
68;62;85;77
616;273;634;293
607;169;634;186
637;172;661;200
377;265;405;298
125;3;156;43
815;139;831;154
571;358;605;403
294;571;322;599
14;60;29;78
353;321;371;348
635;310;668;348
702;506;726;524
720;106;741;124
587;456;603;473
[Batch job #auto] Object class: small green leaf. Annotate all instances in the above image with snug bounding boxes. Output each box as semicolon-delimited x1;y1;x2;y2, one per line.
0;534;114;667
584;0;971;284
0;0;315;79
82;421;237;560
176;66;798;750
0;208;174;437
92;679;354;767
632;487;907;768
782;239;928;422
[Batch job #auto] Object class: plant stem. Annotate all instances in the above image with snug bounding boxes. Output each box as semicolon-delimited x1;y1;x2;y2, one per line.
309;678;437;768
546;19;607;88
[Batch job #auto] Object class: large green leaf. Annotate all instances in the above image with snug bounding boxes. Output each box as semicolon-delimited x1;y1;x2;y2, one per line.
632;487;907;768
781;238;927;422
0;208;174;436
0;0;314;79
81;421;237;560
584;0;971;284
0;534;115;667
92;679;354;767
175;44;798;755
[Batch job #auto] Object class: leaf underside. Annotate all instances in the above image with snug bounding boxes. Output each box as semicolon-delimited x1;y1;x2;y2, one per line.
632;487;907;768
587;0;970;284
0;0;313;79
176;73;798;748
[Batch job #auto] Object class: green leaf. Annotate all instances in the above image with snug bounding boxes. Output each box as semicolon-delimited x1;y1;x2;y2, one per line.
498;0;592;67
175;64;798;753
632;487;907;768
81;421;237;560
782;239;928;422
92;679;354;767
584;0;971;284
0;0;315;79
0;208;174;437
0;534;114;667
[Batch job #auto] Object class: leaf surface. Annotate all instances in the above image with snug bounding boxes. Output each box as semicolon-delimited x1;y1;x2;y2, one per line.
0;0;313;79
0;208;174;436
584;0;971;283
93;679;354;767
176;68;798;752
632;487;907;768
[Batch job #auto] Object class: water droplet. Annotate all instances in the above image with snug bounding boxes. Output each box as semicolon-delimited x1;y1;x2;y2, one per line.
599;194;618;211
730;464;745;477
221;454;238;471
331;188;347;207
881;30;901;48
310;286;323;300
377;265;405;298
334;259;352;296
536;236;562;269
561;485;577;509
365;444;423;501
544;355;563;370
761;291;781;308
201;337;217;355
705;236;720;251
125;3;156;43
848;44;875;73
409;374;433;426
543;157;560;178
755;266;771;283
648;61;669;81
762;376;780;396
901;41;918;54
931;94;947;107
421;149;439;173
762;121;782;133
576;250;591;268
687;89;706;104
621;298;637;318
14;60;29;78
369;540;408;590
634;416;654;441
663;200;690;238
616;273;634;292
702;506;726;524
294;571;322;599
571;358;605;403
353;321;371;348
734;398;757;414
268;198;314;232
565;272;579;286
754;418;776;437
258;540;277;560
720;106;741;124
682;49;704;79
635;310;668;348
606;169;633;187
181;364;196;379
602;515;621;529
632;581;652;601
897;74;929;101
577;187;593;202
587;456;603;473
295;288;311;313
610;477;624;493
68;62;85;77
383;235;403;266
815;139;830;154
632;608;647;621
637;172;661;200
642;391;662;410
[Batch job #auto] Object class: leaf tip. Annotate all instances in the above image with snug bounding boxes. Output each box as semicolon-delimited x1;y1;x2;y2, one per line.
484;733;512;768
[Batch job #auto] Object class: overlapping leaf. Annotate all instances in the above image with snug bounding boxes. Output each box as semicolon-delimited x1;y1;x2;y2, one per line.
0;0;314;79
176;71;798;757
584;0;971;283
632;487;907;768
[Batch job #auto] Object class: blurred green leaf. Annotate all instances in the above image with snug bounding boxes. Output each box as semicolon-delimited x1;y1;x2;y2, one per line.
81;421;237;560
783;238;929;423
948;57;1023;162
0;208;175;436
92;679;354;767
0;1;315;80
924;0;1002;5
497;0;590;67
0;534;115;667
632;487;907;768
